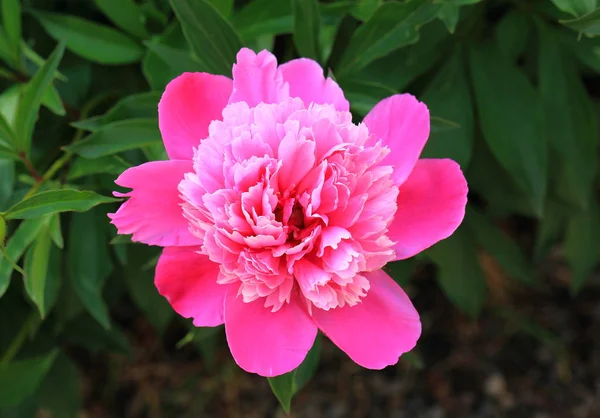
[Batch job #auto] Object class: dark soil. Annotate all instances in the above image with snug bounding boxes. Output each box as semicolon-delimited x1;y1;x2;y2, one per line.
75;254;600;418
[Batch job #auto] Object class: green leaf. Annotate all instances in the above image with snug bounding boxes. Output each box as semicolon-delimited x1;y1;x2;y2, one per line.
0;217;4;245
48;213;63;249
337;0;440;76
65;118;162;158
538;24;598;209
68;209;113;330
0;111;16;149
74;92;161;132
0;217;49;297
564;204;600;294
68;155;131;180
0;159;14;210
233;0;293;40
351;0;382;21
143;41;205;74
170;0;243;76
41;84;66;117
469;44;546;216
551;0;597;17
465;208;539;287
13;42;65;154
383;259;415;287
207;0;234;17
30;10;143;65
421;47;473;167
268;336;320;413
427;228;488;318
342;78;397;117
494;11;530;61
3;189;118;220
23;230;61;318
0;351;58;407
1;0;21;60
560;7;600;36
124;246;174;335
142;22;190;91
292;0;322;61
438;4;460;33
93;0;149;39
38;353;82;418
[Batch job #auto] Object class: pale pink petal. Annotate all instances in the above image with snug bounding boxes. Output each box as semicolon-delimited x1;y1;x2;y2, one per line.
390;159;468;260
363;94;430;186
158;72;232;160
312;269;421;369
155;247;231;326
225;292;318;376
109;161;200;247
229;48;289;107
279;58;349;111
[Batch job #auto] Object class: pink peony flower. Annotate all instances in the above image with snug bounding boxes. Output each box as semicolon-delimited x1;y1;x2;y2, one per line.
109;48;468;377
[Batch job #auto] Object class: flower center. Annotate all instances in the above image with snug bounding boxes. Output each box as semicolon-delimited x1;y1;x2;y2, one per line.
179;99;398;312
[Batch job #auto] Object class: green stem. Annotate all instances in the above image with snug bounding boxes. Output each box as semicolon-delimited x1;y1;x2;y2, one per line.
0;245;27;276
0;312;36;364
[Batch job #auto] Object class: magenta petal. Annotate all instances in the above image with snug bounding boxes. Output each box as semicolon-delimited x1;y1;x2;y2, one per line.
229;48;289;107
108;160;200;247
363;94;430;186
279;58;349;111
225;293;318;377
155;246;231;327
312;269;421;369
158;72;232;160
390;159;468;260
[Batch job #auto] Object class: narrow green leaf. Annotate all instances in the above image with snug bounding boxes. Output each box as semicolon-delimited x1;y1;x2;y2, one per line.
466;208;539;287
494;11;530;61
560;7;600;36
292;0;322;61
124;246;174;335
342;78;397;117
41;84;66;116
427;228;488;318
48;213;63;249
0;217;49;297
268;336;320;413
13;42;65;153
337;0;441;75
207;0;234;17
469;44;546;215
0;351;58;407
0;159;15;210
538;24;598;209
68;209;113;329
421;47;473;166
233;0;293;40
144;41;205;74
3;189;118;220
351;0;382;21
564;204;600;294
30;10;143;65
24;230;61;318
0;217;4;244
438;4;460;33
142;22;190;91
170;0;243;76
68;155;131;180
65;118;162;158
74;92;161;131
38;353;82;418
551;0;596;17
1;0;21;60
93;0;149;39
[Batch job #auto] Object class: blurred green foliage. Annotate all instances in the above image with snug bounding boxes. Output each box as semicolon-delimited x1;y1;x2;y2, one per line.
0;0;599;415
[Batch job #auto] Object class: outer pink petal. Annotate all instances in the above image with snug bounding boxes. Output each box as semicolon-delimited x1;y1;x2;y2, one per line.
390;159;468;260
225;292;318;377
155;246;231;327
363;94;430;186
158;72;232;160
109;161;200;247
279;58;349;111
229;48;289;107
312;269;421;369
